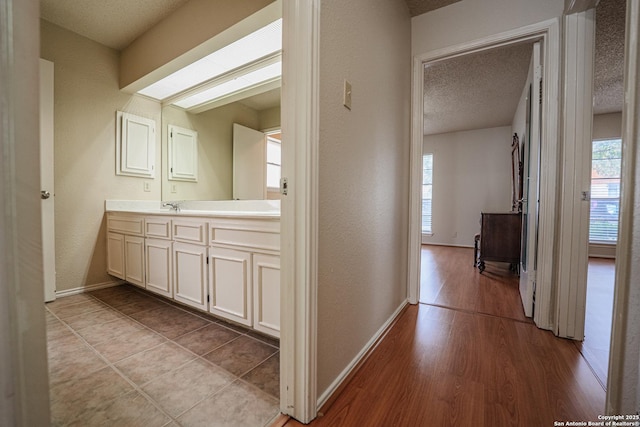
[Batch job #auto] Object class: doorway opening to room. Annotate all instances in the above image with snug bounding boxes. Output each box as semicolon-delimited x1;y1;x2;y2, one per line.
416;38;541;325
573;0;625;391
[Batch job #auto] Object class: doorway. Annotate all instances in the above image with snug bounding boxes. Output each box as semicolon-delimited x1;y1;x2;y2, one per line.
410;21;561;332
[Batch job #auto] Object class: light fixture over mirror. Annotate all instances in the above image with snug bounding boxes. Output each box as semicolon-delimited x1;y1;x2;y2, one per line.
150;4;282;203
138;18;282;112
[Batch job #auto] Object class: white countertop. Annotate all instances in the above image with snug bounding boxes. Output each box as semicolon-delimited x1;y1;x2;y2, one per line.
105;200;280;218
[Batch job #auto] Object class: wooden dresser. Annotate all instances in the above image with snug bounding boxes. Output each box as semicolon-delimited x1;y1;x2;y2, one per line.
477;212;522;273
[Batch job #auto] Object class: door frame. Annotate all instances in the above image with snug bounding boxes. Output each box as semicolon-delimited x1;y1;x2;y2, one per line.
280;0;320;423
408;18;561;332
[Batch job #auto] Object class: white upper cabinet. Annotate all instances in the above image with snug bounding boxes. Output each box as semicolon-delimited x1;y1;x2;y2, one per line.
116;111;156;178
168;125;198;182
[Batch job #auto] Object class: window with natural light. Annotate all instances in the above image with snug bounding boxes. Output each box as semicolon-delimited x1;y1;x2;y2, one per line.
589;138;622;243
422;154;433;235
266;133;281;190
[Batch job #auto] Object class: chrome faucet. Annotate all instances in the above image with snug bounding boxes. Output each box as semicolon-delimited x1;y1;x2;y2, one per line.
162;201;181;212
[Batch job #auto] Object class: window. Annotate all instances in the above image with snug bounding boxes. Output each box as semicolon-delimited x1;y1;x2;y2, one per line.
266;132;282;190
422;154;433;235
589;139;622;243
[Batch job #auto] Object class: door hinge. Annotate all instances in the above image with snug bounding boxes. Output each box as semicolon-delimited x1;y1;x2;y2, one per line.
207;294;210;302
280;177;288;196
206;257;209;265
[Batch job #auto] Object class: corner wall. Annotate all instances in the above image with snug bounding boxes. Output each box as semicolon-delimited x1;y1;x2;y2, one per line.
317;0;411;398
40;20;162;293
422;126;513;247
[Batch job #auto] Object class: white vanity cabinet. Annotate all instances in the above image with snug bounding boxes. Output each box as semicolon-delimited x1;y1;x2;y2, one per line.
106;213;145;288
252;253;281;337
208;217;280;337
124;236;145;288
106;209;280;338
208;246;253;326
172;218;209;311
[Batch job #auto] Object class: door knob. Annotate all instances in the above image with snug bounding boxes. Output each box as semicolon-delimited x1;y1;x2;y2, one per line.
41;190;51;200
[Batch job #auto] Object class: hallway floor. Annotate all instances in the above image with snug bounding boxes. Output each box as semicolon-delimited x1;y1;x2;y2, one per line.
284;245;605;426
45;285;280;426
575;257;616;389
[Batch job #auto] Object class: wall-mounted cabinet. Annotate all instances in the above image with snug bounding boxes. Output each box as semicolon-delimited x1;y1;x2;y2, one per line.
168;125;198;182
116;111;156;178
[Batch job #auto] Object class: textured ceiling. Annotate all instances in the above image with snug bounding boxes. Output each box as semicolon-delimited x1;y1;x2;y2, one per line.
594;0;625;114
422;0;625;135
404;0;462;16
40;0;191;50
423;43;533;136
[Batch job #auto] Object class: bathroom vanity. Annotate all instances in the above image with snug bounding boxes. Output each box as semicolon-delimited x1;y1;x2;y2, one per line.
105;200;280;338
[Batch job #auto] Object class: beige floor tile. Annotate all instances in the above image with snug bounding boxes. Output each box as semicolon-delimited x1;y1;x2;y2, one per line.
241;353;280;399
203;336;278;376
62;307;124;331
46;293;95;310
118;296;168;315
48;299;107;319
115;342;196;386
177;380;279;427
132;307;211;339
174;323;240;356
92;328;166;363
65;391;171;427
50;366;133;425
142;358;234;417
76;317;145;346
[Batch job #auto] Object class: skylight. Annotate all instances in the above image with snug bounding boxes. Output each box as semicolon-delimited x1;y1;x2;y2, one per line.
138;18;282;105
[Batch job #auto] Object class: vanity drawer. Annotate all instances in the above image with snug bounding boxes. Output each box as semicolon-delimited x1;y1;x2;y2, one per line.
172;218;208;245
107;213;144;236
145;217;172;239
209;218;280;252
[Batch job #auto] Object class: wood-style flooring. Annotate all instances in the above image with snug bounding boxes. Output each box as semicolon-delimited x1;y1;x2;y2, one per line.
284;245;605;427
575;257;615;389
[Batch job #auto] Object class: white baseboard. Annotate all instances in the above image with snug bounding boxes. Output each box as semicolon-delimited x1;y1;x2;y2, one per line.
588;243;616;259
316;299;409;409
55;280;124;298
422;242;474;249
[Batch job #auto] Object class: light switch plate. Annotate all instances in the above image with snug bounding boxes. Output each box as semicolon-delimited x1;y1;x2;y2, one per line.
343;80;352;110
143;181;151;192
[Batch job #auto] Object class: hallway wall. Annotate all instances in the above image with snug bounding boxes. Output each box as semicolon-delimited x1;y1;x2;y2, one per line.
317;0;411;399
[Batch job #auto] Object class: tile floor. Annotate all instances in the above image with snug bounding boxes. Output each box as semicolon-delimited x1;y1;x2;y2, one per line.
45;284;280;427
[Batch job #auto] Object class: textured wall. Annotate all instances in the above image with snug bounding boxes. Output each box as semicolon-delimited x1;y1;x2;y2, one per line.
317;0;411;396
41;21;162;292
422;126;513;246
161;103;260;201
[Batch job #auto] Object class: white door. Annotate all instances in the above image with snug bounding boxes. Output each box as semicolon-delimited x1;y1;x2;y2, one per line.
40;59;56;302
233;123;266;200
253;253;280;338
124;235;145;288
519;42;542;317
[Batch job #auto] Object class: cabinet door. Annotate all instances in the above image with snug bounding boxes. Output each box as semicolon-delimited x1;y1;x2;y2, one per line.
208;246;252;326
173;242;208;311
253;254;280;338
107;232;125;280
125;235;145;288
145;238;172;298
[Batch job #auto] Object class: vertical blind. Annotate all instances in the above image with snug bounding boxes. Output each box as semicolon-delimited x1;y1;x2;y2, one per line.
422;154;433;234
589;139;621;243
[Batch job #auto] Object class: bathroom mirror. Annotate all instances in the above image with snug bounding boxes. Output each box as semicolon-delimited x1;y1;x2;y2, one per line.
160;88;281;201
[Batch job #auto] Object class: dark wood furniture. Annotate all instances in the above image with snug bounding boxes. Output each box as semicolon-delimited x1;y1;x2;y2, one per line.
476;212;522;273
